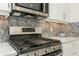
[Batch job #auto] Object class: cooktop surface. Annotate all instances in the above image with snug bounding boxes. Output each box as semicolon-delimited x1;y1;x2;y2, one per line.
9;34;62;55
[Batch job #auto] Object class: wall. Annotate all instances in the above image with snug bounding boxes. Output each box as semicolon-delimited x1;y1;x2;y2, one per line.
1;16;79;43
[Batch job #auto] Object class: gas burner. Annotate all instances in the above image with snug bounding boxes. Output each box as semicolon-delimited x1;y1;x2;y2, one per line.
9;34;62;55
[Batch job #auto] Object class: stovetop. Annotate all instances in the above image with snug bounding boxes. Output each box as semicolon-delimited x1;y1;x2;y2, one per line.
9;34;62;55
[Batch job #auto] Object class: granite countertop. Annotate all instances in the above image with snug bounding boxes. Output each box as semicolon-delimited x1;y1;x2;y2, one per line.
42;36;79;44
0;42;17;56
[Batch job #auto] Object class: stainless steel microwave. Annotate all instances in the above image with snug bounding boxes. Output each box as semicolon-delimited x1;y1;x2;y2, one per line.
11;3;49;19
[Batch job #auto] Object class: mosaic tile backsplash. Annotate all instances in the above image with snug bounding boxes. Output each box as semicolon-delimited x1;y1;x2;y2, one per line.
40;20;79;37
8;16;40;27
68;22;79;37
1;16;79;42
0;20;9;42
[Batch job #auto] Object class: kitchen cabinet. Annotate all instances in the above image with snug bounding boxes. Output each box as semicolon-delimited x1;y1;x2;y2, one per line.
49;3;79;22
62;39;79;56
69;4;79;22
49;3;70;21
0;3;11;16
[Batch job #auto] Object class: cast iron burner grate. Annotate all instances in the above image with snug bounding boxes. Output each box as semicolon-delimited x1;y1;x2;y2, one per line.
9;35;61;54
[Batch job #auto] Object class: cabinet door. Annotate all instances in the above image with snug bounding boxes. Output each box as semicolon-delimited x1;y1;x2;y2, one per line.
0;3;11;12
49;3;70;21
49;3;63;20
61;4;70;21
69;4;79;22
62;40;79;56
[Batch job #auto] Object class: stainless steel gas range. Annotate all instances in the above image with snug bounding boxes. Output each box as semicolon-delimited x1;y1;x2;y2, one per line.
9;26;62;56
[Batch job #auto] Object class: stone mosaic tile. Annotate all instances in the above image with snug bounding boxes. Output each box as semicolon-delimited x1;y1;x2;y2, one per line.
0;20;9;42
8;16;40;27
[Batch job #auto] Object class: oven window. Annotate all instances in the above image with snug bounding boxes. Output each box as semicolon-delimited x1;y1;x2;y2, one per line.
22;28;35;32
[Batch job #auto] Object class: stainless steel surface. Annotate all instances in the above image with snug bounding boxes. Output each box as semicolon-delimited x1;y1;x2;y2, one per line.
10;34;62;55
10;26;42;35
12;4;48;16
19;46;62;56
9;26;62;56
